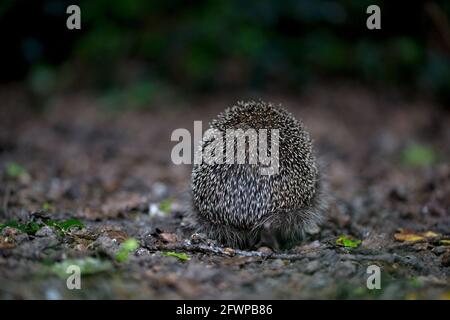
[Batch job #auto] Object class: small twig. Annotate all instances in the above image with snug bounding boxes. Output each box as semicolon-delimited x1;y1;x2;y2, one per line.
144;241;326;261
143;240;430;270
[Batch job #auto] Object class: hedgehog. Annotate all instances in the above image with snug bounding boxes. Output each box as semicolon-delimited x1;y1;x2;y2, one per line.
191;101;326;250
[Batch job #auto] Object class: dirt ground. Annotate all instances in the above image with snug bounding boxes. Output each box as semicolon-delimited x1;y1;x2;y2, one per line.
0;83;449;299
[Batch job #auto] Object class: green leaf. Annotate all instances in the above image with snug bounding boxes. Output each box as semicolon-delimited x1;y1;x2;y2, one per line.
44;218;85;233
402;144;436;166
122;238;139;251
50;257;113;278
336;235;362;248
410;277;423;288
162;251;190;261
5;163;27;178
42;202;52;211
53;218;85;231
0;220;40;234
115;238;139;262
159;199;172;214
0;218;84;235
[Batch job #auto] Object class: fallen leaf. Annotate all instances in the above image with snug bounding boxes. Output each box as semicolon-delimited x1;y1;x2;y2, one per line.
47;218;85;231
336;235;362;248
394;233;424;242
0;218;84;235
0;236;15;249
394;229;441;242
0;221;41;235
257;246;272;254
422;231;440;238
162;251;190;261
115;238;139;262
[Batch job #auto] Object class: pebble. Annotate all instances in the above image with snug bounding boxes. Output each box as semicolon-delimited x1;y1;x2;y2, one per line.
152;182;169;198
135;247;150;256
432;246;448;255
2;227;28;244
271;259;285;268
257;246;273;254
441;252;450;267
159;232;178;243
35;226;55;237
335;261;356;277
304;260;321;274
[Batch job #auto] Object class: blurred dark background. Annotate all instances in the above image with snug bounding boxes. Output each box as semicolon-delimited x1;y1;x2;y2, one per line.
1;0;450;105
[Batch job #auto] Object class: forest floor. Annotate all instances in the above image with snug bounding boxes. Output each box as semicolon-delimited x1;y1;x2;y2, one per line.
0;83;449;299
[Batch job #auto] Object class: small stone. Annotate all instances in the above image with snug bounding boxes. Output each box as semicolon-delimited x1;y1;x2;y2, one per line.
148;203;166;217
412;242;429;251
335;261;356;277
272;259;285;268
223;247;236;256
2;226;21;237
441;252;450;267
135;247;150;256
305;224;320;235
190;233;208;244
152;182;169;198
1;227;27;244
35;226;55;237
159;232;178;243
432;246;448;256
304;260;321;274
93;235;120;257
257;246;273;254
74;243;88;251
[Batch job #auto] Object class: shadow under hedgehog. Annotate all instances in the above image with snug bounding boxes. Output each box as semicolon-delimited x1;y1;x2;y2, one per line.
191;101;327;250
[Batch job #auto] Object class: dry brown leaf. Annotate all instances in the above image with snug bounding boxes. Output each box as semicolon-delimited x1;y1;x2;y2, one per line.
159;232;178;243
0;236;16;249
394;229;441;242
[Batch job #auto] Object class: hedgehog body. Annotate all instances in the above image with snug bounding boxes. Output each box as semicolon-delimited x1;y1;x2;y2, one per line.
191;101;326;249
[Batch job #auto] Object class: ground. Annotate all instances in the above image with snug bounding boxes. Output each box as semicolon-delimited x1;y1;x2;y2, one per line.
0;83;449;299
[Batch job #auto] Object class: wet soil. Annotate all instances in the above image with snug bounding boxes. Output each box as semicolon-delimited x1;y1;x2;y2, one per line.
0;84;449;299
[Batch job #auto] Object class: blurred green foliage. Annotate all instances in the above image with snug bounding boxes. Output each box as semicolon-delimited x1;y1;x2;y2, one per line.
4;0;450;101
402;144;437;167
115;238;139;262
162;251;191;261
50;257;113;277
5;162;27;178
